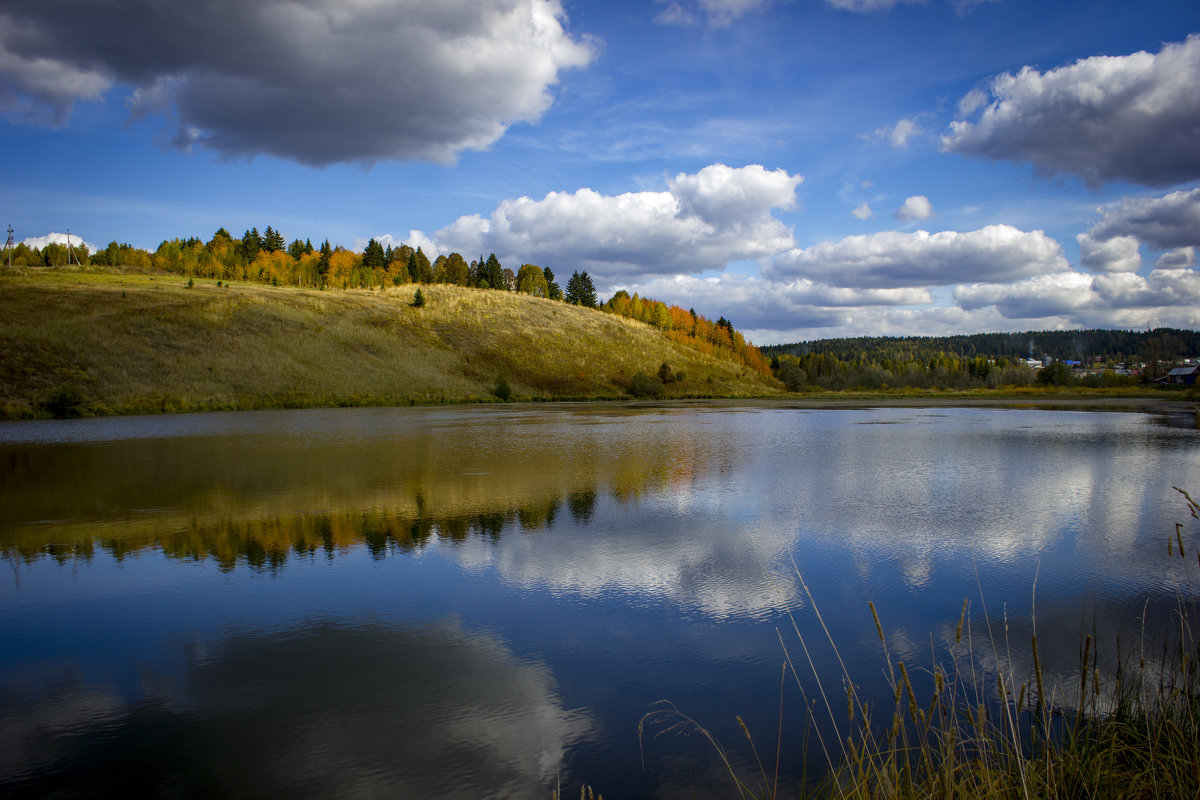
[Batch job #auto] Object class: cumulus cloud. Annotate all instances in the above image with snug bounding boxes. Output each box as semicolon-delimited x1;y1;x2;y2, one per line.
1156;247;1196;268
851;203;874;220
419;164;802;280
895;195;934;221
768;225;1068;289
22;231;99;252
1083;188;1200;250
1076;233;1141;273
617;273;930;332
655;0;772;26
955;267;1200;319
942;35;1200;187
0;0;594;166
955;271;1096;317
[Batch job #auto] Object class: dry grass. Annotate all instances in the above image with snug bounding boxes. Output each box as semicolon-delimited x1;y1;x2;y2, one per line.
0;267;782;417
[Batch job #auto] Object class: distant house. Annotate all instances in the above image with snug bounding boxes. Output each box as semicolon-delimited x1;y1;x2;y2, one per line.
1165;366;1200;385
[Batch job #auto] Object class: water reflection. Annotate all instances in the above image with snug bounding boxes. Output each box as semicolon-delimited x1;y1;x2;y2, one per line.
1;405;1198;797
0;619;592;798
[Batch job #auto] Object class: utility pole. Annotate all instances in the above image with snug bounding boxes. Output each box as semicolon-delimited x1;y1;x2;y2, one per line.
3;225;12;268
66;228;79;266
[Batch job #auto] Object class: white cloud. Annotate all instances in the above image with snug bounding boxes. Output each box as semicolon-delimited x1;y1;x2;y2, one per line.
619;273;931;330
419;164;802;281
876;117;923;148
1156;247;1196;268
956;87;989;117
655;0;771;27
768;225;1068;289
22;231;99;253
955;271;1096;317
1076;233;1141;273
1083;187;1200;250
668;163;801;225
895;195;934;221
826;0;924;11
942;35;1200;187
0;0;595;166
955;267;1200;319
851;203;874;220
653;2;697;25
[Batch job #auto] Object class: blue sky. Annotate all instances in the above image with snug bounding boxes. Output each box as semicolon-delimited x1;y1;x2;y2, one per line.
2;0;1198;344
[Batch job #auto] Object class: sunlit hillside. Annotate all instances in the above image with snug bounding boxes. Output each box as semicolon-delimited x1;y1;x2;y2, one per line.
0;267;782;418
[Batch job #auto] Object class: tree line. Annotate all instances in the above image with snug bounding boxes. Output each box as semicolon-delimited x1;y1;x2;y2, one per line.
762;329;1200;364
759;328;1199;391
8;226;610;304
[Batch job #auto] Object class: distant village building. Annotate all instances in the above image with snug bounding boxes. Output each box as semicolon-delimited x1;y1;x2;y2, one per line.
1165;366;1199;385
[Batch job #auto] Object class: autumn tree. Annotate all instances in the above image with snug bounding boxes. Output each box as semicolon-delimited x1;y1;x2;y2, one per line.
326;247;360;288
516;264;549;296
436;252;470;285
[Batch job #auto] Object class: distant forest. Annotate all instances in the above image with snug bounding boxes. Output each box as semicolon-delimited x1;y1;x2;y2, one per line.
761;329;1200;363
759;329;1199;391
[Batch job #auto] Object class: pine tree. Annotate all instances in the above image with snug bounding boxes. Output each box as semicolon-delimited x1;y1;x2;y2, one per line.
262;226;285;253
362;238;386;271
413;247;433;283
482;253;504;290
543;267;562;300
317;239;332;283
240;228;260;262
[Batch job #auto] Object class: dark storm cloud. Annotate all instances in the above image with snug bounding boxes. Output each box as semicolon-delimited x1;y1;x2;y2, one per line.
0;0;594;165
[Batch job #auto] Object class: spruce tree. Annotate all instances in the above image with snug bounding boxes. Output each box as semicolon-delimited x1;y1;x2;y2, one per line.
482;253;504;290
565;270;597;307
362;238;386;271
543;267;562;300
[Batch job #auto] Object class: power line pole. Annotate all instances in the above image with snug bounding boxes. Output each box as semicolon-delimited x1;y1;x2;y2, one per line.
66;228;79;266
4;225;12;268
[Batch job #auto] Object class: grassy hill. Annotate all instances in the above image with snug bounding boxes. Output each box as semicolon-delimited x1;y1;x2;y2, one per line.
0;267;782;418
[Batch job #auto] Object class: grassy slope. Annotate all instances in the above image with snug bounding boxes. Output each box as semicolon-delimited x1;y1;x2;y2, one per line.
0;267;782;417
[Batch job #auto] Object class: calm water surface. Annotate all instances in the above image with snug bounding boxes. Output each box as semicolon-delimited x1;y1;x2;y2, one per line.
1;404;1198;798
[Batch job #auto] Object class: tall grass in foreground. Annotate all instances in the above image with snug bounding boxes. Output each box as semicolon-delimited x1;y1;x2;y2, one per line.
639;487;1200;800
